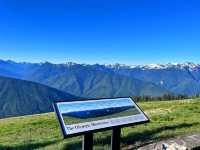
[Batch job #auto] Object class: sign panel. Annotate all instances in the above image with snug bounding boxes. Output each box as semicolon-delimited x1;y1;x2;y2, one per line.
53;97;149;137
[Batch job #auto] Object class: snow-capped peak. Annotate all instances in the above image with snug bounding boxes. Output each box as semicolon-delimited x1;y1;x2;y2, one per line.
140;64;167;69
136;62;200;70
104;62;200;70
65;62;77;66
105;63;133;69
182;62;198;68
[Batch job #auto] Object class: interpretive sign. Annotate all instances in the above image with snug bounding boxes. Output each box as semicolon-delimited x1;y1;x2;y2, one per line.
53;97;149;138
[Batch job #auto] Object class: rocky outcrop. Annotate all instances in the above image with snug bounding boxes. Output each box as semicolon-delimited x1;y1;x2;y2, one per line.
138;134;200;150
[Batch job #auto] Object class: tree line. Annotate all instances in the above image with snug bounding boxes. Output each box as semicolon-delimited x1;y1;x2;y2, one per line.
132;94;200;102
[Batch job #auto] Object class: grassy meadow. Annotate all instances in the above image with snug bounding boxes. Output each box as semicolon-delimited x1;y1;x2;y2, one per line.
0;98;200;150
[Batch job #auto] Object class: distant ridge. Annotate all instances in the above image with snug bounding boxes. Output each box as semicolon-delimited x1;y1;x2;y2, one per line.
0;76;79;118
23;62;168;98
0;59;200;97
1;59;200;70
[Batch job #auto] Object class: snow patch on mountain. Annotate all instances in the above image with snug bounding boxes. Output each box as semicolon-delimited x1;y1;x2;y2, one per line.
104;62;200;70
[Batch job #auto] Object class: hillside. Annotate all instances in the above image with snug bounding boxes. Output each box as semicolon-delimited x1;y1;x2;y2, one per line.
88;63;200;96
108;64;200;96
0;60;200;97
0;99;200;150
0;60;37;79
24;62;168;98
0;76;79;118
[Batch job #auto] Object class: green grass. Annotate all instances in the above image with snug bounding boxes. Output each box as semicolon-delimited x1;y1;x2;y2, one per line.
0;98;200;150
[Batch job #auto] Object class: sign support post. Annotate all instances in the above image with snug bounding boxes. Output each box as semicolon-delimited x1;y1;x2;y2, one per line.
111;127;121;150
82;132;93;150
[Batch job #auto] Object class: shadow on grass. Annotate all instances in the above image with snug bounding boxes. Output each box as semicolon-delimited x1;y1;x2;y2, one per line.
193;146;200;150
1;122;198;150
0;140;60;150
62;134;112;150
63;122;199;150
62;140;82;150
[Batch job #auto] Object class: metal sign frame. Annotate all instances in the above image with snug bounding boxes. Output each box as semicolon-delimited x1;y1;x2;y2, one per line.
53;97;150;138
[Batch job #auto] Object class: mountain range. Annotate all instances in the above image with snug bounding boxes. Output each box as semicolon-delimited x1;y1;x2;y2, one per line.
1;60;200;118
0;76;79;118
1;60;200;96
0;60;170;97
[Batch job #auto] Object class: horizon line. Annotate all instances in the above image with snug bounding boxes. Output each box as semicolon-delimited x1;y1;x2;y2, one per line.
0;58;199;66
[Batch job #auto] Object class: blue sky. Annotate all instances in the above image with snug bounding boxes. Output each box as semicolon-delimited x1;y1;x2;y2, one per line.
0;0;200;64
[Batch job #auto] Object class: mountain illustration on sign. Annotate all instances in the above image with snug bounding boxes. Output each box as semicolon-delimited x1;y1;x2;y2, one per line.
62;106;135;119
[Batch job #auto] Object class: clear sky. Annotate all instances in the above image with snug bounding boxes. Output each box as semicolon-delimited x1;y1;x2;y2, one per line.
0;0;200;65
